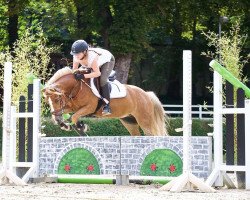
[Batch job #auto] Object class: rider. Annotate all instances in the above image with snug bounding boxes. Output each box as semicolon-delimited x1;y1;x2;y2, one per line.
71;40;115;116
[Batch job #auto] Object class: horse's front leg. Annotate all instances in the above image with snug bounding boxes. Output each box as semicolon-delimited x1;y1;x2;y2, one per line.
71;106;95;133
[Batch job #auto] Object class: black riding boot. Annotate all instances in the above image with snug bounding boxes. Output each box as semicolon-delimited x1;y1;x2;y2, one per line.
101;84;111;115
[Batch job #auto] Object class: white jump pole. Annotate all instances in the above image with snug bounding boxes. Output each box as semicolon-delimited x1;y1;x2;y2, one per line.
212;70;224;186
0;62;12;182
160;50;215;192
0;62;26;185
33;79;41;178
206;69;233;188
182;50;192;175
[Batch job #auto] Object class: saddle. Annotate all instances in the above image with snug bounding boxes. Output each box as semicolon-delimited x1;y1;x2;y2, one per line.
77;67;126;99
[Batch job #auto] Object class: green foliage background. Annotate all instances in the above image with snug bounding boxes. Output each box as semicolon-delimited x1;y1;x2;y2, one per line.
41;117;213;137
0;26;57;108
0;0;249;103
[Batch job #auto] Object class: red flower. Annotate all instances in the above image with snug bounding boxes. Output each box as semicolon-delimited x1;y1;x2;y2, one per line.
169;164;176;173
87;165;94;171
150;163;157;171
64;164;71;172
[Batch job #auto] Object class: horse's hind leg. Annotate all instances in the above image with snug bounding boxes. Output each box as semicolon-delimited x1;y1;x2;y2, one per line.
119;116;141;136
133;114;154;136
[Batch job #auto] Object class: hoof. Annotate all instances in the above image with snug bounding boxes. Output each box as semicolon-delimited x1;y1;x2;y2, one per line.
74;121;89;136
60;122;71;131
83;124;89;132
76;121;89;132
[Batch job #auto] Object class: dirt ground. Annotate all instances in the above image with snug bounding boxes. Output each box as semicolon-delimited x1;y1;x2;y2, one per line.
0;182;250;200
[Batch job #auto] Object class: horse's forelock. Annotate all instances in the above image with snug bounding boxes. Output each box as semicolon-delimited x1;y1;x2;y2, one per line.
47;67;73;85
43;84;64;97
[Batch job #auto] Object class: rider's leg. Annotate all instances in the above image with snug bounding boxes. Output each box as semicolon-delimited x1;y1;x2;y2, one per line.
100;56;115;115
101;83;111;115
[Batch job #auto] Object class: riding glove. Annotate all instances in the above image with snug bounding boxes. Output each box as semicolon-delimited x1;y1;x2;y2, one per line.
74;73;85;80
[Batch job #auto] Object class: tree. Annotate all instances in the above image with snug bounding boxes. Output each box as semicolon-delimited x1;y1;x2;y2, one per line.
109;0;155;83
1;0;30;50
1;0;249;103
0;27;57;107
70;0;156;83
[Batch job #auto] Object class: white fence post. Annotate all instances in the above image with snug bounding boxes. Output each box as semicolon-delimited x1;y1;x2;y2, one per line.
199;105;202;119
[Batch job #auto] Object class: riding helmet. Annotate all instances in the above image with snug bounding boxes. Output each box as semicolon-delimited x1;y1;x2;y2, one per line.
70;40;88;55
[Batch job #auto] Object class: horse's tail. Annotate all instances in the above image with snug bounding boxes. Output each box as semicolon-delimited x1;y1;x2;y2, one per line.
146;92;168;136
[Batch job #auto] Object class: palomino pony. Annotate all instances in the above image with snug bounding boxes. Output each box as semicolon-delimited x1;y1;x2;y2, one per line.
43;67;167;136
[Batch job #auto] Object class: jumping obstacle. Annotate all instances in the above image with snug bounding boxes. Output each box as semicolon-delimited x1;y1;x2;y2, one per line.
0;62;41;185
206;60;250;189
0;61;212;186
160;51;215;192
1;55;249;190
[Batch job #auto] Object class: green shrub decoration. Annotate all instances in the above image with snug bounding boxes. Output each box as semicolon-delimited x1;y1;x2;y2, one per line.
140;149;182;177
58;148;100;175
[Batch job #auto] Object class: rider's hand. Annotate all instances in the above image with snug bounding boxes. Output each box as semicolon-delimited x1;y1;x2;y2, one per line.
74;72;85;80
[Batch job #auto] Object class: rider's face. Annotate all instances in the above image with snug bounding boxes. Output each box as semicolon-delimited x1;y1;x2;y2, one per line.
74;51;87;60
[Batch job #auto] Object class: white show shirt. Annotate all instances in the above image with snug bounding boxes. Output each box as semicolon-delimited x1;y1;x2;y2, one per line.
74;47;113;68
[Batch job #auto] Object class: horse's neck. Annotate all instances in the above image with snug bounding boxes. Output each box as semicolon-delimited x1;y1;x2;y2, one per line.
68;79;92;96
57;74;78;93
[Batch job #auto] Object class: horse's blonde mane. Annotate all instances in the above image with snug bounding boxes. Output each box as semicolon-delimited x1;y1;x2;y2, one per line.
47;67;73;85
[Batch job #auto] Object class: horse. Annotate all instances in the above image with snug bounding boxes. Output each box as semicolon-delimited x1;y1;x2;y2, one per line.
43;67;168;136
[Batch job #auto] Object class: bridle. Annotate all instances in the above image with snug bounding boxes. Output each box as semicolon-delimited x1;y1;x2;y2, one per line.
50;80;84;116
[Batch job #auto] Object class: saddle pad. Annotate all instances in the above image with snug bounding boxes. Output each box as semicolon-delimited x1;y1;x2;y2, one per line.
90;79;127;99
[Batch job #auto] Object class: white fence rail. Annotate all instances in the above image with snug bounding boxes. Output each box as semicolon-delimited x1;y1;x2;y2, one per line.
163;104;213;119
0;105;213;119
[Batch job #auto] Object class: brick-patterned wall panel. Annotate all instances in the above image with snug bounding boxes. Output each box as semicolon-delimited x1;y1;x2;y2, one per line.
39;137;121;176
39;136;212;178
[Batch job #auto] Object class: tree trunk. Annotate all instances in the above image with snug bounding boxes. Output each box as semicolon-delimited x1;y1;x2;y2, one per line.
73;0;91;42
7;2;18;50
114;54;132;84
99;5;112;49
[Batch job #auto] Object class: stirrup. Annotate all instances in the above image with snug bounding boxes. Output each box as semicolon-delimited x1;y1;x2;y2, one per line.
102;104;111;116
